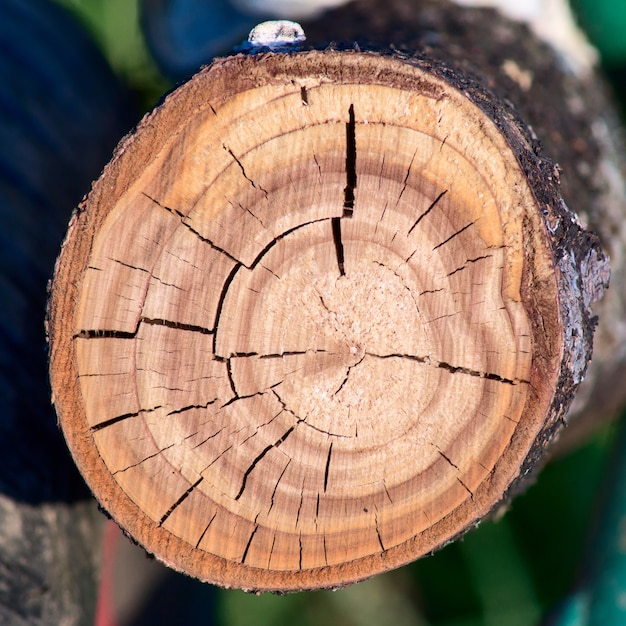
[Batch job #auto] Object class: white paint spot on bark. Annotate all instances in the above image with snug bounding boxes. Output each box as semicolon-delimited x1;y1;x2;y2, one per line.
248;20;306;49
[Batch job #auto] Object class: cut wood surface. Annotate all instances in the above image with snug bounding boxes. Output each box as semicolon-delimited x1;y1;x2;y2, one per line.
48;49;607;591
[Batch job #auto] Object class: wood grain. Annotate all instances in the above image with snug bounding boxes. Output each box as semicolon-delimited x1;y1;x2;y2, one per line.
48;50;606;591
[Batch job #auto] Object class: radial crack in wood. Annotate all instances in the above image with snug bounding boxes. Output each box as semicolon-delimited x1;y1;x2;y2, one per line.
48;49;607;592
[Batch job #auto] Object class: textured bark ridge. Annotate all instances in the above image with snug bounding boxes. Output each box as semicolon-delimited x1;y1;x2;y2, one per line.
48;50;607;591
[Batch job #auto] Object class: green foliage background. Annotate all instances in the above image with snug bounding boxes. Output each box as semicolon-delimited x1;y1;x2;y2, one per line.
50;1;626;624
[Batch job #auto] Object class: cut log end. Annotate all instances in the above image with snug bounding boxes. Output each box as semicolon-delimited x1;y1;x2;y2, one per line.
48;50;606;591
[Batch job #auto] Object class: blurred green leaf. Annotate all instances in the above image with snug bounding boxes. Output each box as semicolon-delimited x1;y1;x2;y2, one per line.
53;0;170;109
572;0;626;66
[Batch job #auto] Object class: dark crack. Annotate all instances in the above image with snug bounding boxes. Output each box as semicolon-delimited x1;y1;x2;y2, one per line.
333;355;365;395
241;525;259;564
90;405;164;431
437;361;525;385
343;103;357;217
408;189;448;236
446;254;493;278
295;489;305;528
331;217;345;276
418;288;444;297
112;443;175;476
141;317;214;335
248;217;333;271
433;221;476;251
229;199;267;230
375;511;385;552
166;398;219;416
195;512;217;548
159;477;204;526
368;353;527;385
212;262;243;355
457;477;474;500
189;426;226;449
268;459;292;515
224;145;269;198
367;352;430;364
141;192;243;266
383;480;393;504
435;446;460;470
313;154;322;181
396;148;418;208
235;426;296;500
74;329;136;340
323;443;333;492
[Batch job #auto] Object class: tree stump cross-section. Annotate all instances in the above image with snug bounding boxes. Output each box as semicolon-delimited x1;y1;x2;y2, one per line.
48;50;607;591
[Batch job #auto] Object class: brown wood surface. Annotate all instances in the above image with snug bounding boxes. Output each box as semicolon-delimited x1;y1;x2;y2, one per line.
48;46;607;591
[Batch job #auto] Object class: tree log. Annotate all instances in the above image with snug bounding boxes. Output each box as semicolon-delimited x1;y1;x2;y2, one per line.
49;10;611;592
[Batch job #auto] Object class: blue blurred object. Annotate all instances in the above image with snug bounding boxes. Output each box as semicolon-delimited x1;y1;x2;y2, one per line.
0;0;135;504
141;0;269;79
0;0;135;621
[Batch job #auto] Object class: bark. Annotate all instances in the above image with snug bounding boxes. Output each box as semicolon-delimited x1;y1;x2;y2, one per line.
48;0;622;592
